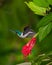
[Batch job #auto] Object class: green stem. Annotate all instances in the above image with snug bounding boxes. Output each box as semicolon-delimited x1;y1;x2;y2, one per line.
33;32;39;38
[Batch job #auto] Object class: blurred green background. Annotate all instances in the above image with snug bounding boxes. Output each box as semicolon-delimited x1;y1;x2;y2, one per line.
0;0;52;65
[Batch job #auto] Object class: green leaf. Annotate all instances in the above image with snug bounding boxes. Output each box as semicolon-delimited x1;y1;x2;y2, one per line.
33;0;49;8
47;0;52;5
32;52;52;65
39;22;52;42
37;12;52;28
25;2;51;16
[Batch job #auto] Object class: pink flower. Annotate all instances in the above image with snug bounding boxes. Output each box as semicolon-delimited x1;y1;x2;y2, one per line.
21;37;36;57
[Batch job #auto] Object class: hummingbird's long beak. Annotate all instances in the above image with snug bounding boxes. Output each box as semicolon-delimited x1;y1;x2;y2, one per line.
9;29;16;34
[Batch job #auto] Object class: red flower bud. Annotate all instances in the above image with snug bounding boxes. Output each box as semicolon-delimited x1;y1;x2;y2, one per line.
21;37;36;57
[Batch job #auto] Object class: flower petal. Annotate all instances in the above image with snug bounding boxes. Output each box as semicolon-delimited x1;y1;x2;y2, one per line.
21;37;36;57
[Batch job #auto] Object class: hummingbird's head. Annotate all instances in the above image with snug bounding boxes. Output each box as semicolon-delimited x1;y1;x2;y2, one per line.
15;30;22;36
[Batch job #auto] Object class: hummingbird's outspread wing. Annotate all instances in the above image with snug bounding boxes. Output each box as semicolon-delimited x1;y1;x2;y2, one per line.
23;26;35;37
24;26;30;31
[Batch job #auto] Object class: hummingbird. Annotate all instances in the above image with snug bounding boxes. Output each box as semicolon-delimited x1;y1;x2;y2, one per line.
10;26;35;38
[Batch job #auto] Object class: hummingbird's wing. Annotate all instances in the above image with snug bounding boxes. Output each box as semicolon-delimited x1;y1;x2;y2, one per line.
24;26;30;31
23;26;31;35
23;26;35;37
